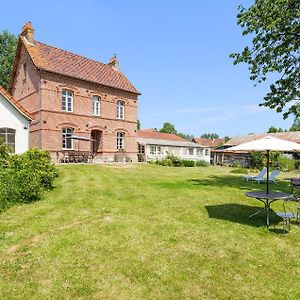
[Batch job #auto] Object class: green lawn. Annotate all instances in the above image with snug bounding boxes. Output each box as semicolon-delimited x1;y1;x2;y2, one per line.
1;164;300;299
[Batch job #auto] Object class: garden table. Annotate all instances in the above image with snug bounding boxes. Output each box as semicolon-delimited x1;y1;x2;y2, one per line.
245;191;290;227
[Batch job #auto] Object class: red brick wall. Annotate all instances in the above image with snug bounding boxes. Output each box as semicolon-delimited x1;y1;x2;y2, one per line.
11;44;139;162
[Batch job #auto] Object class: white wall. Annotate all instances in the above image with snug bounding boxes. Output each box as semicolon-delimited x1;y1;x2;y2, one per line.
144;145;211;163
0;93;30;154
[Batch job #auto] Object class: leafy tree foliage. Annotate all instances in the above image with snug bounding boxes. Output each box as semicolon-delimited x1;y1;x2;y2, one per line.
0;30;17;90
290;117;300;131
159;122;177;134
137;120;141;130
224;136;230;143
267;126;284;133
230;0;300;119
200;133;219;139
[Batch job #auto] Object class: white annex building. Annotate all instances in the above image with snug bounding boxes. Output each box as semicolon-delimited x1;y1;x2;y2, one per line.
0;85;33;153
137;129;211;163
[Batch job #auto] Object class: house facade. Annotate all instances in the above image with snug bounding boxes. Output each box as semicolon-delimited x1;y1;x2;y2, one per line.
137;129;211;162
10;22;140;163
0;85;33;153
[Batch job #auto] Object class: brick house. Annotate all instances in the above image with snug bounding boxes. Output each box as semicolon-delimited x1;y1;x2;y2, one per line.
10;22;140;162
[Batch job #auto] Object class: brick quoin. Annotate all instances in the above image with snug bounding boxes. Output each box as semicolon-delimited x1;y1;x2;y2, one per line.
10;22;140;162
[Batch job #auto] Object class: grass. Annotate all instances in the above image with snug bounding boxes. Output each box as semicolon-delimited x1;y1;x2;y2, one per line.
1;164;300;299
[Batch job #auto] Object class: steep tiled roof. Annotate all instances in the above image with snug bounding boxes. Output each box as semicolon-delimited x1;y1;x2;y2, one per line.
21;37;140;94
224;132;300;146
193;138;225;147
137;130;187;141
0;85;34;120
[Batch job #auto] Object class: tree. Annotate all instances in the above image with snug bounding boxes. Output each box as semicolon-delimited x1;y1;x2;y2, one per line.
201;133;219;139
159;122;177;134
267;126;284;133
230;0;300;119
137;120;141;130
224;136;230;143
290;117;300;131
0;30;18;90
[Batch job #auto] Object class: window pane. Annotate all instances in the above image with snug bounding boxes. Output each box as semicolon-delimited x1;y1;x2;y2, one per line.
7;134;15;144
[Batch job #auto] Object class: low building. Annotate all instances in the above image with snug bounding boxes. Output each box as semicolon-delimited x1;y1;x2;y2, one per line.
212;132;300;166
0;85;33;153
192;137;225;149
137;129;211;162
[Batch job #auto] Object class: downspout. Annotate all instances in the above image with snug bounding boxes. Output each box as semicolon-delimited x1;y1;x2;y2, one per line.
39;69;42;148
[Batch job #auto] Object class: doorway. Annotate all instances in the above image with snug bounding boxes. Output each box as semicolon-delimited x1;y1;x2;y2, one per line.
91;130;102;156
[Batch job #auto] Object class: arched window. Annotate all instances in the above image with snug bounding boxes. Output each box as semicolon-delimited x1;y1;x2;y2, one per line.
0;128;16;153
62;90;73;112
92;96;100;116
116;132;125;150
116;100;125;119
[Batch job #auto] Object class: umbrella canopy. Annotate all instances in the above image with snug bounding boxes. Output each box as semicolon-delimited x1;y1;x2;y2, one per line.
225;136;300;152
225;136;300;194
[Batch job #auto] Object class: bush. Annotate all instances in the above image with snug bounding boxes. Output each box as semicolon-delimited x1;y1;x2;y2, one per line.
0;146;58;211
278;156;295;171
295;160;300;170
181;160;195;167
195;160;209;167
249;151;280;169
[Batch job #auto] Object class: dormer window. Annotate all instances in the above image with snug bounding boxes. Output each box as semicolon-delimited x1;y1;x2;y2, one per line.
116;100;124;119
62;90;73;112
92;96;100;116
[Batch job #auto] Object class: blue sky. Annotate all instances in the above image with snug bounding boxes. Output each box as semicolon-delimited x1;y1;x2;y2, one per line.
0;0;294;137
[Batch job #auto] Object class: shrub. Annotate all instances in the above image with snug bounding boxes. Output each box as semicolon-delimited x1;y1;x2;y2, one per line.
278;156;295;171
249;151;280;169
181;160;195;167
295;159;300;170
0;146;58;212
195;160;209;167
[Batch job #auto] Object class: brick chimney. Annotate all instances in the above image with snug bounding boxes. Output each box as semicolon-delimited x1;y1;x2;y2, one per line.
108;54;119;70
20;22;35;43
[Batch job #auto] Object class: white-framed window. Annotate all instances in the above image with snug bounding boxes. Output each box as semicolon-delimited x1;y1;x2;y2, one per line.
0;128;15;153
116;100;125;119
117;132;125;150
92;96;100;116
205;148;210;156
62;90;73;112
189;148;194;156
150;145;156;155
197;148;203;156
62;128;73;149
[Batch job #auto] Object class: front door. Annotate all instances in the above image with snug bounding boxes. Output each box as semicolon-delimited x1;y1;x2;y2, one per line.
91;130;102;156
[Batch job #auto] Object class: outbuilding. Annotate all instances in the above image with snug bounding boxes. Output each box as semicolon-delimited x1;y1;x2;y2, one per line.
0;85;33;153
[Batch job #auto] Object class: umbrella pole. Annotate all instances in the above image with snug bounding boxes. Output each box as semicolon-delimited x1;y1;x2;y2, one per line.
266;150;270;194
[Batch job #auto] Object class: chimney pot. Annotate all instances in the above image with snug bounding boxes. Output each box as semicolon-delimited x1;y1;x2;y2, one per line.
20;21;34;43
108;54;119;70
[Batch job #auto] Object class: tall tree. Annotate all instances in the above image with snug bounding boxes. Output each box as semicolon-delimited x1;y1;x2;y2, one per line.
159;122;177;134
0;30;17;90
267;126;284;133
290;117;300;131
201;133;219;139
230;0;300;119
137;120;141;130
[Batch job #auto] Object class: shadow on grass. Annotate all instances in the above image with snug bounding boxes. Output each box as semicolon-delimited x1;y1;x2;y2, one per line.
188;175;290;192
205;203;281;228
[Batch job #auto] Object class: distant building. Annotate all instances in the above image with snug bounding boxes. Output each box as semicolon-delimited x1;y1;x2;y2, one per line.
212;132;300;166
192;137;225;149
137;129;211;162
0;85;33;153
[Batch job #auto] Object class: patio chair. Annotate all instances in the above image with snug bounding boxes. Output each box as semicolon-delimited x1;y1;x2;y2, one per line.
243;167;267;181
275;198;299;234
265;170;280;184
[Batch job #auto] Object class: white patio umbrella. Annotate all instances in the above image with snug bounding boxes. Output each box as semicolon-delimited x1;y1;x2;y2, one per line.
225;136;300;193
